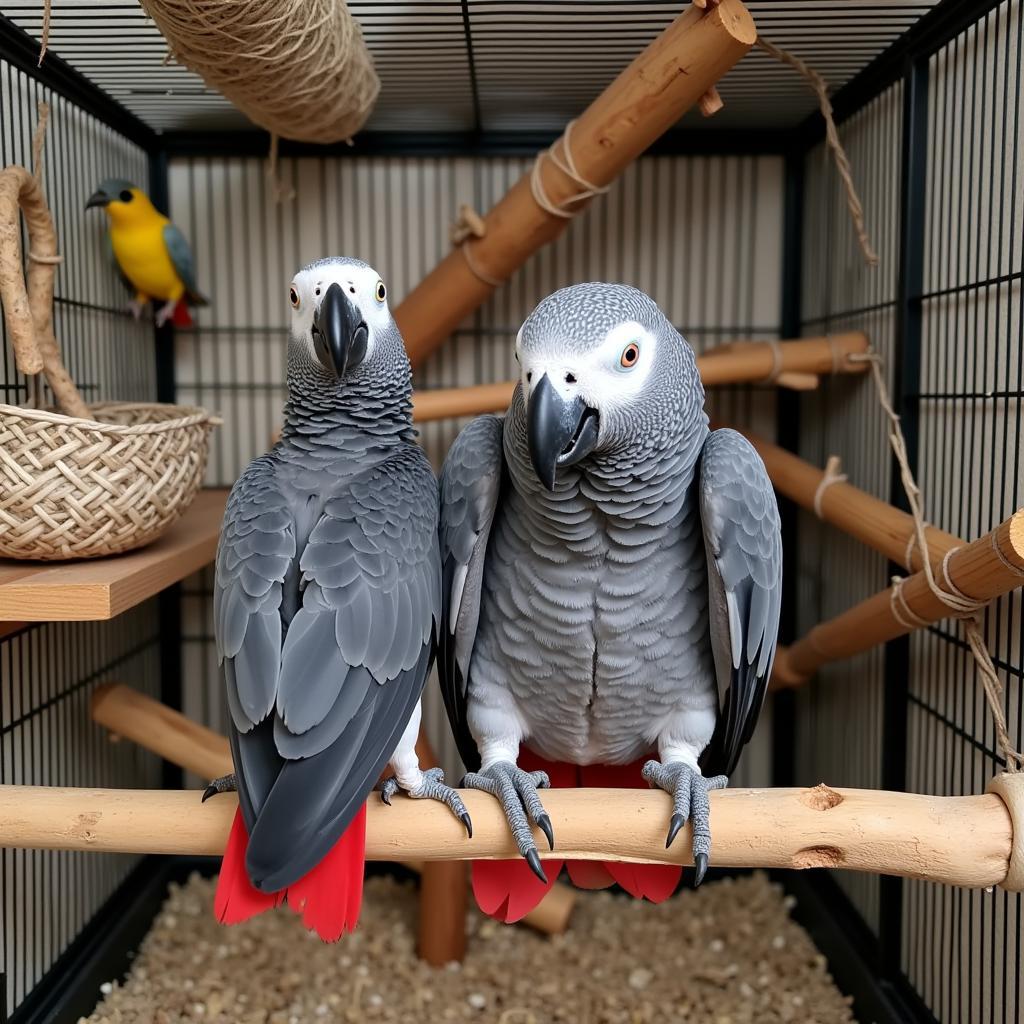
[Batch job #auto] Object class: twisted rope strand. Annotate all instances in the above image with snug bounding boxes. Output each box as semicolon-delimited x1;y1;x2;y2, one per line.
757;37;879;268
851;350;1023;772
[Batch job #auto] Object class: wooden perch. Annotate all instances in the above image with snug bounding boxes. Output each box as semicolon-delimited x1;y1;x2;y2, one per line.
412;333;869;424
395;0;757;366
90;683;573;936
733;428;962;574
771;511;1024;688
0;783;1018;891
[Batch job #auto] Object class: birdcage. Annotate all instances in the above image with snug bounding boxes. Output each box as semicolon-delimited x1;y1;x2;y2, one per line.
0;2;1021;1023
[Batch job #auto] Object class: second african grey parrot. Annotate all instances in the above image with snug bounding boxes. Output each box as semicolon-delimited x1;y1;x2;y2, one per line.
439;282;782;923
205;257;469;941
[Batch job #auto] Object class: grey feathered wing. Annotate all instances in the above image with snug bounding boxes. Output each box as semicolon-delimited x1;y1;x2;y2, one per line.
697;428;782;777
162;223;208;305
438;415;505;773
216;450;440;892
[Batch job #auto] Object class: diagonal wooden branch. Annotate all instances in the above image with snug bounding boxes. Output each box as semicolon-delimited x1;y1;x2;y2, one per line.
770;511;1024;688
0;783;1016;891
395;0;757;366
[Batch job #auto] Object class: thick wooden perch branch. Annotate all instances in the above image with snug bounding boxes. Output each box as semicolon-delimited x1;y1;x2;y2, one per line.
771;511;1024;688
412;333;869;423
0;783;1017;891
395;0;757;366
90;684;573;936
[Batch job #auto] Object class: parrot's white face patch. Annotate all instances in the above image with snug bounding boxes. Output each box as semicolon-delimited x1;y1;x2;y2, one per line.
288;262;392;364
516;320;657;414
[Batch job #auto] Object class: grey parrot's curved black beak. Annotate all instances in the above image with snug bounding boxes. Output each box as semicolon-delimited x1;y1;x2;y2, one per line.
312;282;368;379
526;372;600;491
85;190;109;210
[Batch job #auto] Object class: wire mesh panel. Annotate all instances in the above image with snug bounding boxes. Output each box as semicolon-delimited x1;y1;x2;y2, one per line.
903;3;1023;1019
170;151;784;784
0;57;160;1020
795;84;904;935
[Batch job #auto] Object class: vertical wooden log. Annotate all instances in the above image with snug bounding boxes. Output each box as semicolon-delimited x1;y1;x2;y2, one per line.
414;731;469;965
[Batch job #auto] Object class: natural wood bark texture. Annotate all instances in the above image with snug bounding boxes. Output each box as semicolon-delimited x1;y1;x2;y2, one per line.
0;165;89;417
412;333;869;423
395;0;757;366
0;784;1015;891
0;488;229;622
89;682;573;936
771;511;1024;688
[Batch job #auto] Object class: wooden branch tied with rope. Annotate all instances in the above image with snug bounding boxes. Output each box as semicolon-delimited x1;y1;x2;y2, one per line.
395;0;757;366
89;683;574;937
1;781;1020;892
412;332;869;423
770;511;1024;691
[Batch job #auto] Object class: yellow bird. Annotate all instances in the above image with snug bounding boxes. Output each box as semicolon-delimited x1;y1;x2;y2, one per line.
86;179;207;328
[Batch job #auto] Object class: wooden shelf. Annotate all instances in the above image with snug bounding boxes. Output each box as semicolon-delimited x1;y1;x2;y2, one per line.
0;488;228;622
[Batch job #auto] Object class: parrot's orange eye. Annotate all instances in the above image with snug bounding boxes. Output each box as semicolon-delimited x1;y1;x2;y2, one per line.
620;342;640;368
289;287;300;309
375;280;387;302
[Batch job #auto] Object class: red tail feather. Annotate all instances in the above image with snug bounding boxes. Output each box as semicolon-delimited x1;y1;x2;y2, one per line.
170;300;193;328
470;750;682;922
215;806;366;941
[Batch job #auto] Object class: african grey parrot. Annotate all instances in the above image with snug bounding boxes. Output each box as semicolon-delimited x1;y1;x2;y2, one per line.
439;283;782;922
206;257;469;941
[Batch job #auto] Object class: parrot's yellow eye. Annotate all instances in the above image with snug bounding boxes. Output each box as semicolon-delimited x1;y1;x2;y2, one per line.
620;342;640;368
375;280;387;303
289;287;300;309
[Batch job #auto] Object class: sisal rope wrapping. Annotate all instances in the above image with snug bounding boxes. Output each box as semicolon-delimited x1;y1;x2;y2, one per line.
137;0;380;144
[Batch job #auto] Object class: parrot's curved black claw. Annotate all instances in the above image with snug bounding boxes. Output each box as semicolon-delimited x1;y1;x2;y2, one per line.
537;812;555;850
381;790;392;806
202;772;237;803
665;812;685;849
693;852;709;887
525;847;548;884
460;811;473;838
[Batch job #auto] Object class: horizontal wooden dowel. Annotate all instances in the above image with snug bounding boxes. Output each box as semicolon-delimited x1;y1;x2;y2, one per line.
773;511;1024;688
0;784;1014;890
411;334;869;424
396;1;756;366
730;427;962;574
89;684;573;935
92;683;231;781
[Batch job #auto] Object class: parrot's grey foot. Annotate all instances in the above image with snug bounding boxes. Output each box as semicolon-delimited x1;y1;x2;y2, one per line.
202;772;237;803
641;760;728;887
154;298;177;327
127;299;145;320
461;762;553;883
379;767;472;837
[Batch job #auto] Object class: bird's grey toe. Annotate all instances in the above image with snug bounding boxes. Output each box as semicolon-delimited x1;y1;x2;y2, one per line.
202;772;237;803
642;760;728;885
462;761;553;878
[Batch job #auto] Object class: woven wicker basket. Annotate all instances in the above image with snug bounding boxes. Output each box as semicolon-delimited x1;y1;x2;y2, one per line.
0;121;220;561
0;401;219;560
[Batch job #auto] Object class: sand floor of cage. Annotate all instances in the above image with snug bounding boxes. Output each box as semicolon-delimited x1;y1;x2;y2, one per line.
81;871;857;1024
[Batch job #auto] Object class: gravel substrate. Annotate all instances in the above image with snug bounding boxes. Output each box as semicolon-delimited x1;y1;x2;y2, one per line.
82;871;857;1024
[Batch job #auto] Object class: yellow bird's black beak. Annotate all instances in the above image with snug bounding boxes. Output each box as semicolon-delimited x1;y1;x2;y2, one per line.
85;190;109;210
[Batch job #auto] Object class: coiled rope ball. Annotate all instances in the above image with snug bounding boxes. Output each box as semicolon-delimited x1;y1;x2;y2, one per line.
138;0;380;143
